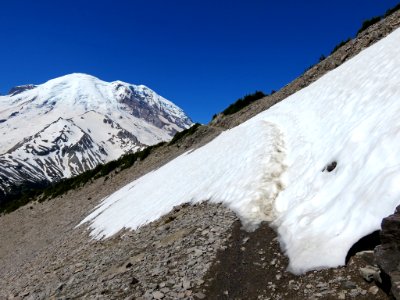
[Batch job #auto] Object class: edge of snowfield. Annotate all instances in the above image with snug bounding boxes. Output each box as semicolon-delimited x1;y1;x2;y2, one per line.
80;27;400;274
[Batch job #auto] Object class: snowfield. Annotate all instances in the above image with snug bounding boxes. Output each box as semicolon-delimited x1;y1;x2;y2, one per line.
80;27;400;273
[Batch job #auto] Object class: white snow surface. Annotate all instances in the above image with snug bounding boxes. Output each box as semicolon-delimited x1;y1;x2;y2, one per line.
80;28;400;273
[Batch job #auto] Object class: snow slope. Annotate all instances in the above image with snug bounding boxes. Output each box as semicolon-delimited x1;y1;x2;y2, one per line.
80;28;400;273
0;74;192;194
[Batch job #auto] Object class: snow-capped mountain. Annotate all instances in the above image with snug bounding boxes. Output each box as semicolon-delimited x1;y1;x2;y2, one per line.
0;73;192;195
81;27;400;274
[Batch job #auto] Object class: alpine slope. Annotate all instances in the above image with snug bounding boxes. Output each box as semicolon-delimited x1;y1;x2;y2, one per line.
81;27;400;274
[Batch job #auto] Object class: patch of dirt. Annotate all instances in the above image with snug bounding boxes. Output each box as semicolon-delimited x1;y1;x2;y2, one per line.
198;221;389;300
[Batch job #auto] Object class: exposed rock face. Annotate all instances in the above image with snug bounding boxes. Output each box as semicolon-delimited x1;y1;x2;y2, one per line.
375;205;400;299
7;84;37;96
113;82;192;134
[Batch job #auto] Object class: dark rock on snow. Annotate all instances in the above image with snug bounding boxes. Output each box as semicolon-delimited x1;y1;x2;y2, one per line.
8;84;37;96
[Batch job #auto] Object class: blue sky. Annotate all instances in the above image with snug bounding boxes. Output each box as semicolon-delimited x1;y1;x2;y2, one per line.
0;1;399;123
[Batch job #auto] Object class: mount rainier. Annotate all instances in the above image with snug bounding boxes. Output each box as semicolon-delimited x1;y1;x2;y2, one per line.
0;73;192;199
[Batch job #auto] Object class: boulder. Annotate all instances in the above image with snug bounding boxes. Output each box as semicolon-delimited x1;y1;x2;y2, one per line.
375;205;400;298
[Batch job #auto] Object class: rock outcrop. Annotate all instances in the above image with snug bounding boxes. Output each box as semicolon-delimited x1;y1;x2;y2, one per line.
375;205;400;299
7;84;37;96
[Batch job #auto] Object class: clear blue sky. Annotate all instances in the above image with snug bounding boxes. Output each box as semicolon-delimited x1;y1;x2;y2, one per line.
0;1;399;123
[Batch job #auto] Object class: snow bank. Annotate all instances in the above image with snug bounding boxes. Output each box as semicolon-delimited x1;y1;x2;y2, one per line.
80;27;400;273
80;117;287;236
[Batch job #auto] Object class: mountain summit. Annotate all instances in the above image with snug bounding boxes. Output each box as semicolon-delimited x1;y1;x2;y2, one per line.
0;73;192;197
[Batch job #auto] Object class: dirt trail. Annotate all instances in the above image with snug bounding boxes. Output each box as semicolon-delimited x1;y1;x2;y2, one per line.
199;221;388;300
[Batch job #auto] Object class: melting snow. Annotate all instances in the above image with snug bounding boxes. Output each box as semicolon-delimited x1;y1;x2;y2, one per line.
80;28;400;273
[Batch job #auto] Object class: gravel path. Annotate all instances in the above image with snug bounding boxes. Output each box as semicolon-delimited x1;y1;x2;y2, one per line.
0;202;237;299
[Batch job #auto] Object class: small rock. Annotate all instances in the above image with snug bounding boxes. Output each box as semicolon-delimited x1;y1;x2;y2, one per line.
182;278;191;290
152;291;164;299
185;290;193;296
167;279;175;286
21;291;30;297
368;286;379;295
196;279;205;286
313;293;322;297
316;282;328;290
194;292;206;299
359;265;380;282
187;260;197;267
355;250;375;265
348;288;360;297
56;283;65;292
342;280;357;289
392;272;400;299
288;280;299;290
160;287;169;293
201;229;209;235
151;267;162;276
337;292;346;299
193;249;203;257
173;282;183;290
